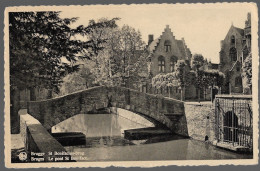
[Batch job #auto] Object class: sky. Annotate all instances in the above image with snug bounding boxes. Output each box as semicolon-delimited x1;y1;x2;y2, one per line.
59;3;254;63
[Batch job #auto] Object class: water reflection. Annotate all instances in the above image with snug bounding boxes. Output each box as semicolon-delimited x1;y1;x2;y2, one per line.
52;114;253;161
52;114;155;137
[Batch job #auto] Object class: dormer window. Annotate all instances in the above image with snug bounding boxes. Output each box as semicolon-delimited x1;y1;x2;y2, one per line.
158;56;165;72
164;40;171;52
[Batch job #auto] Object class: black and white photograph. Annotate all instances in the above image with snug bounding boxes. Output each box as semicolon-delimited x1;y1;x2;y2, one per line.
4;3;259;168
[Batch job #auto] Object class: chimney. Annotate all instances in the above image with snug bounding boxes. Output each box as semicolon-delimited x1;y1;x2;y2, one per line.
148;34;154;45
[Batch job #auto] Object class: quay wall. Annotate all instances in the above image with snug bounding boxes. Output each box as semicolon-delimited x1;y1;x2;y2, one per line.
178;102;216;142
19;111;73;162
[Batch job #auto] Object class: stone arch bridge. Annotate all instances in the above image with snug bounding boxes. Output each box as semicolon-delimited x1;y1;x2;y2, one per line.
27;86;187;135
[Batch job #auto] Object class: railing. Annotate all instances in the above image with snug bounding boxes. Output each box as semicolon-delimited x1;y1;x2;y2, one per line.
215;95;252;148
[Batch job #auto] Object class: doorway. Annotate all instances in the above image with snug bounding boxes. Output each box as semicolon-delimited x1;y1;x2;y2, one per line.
223;111;238;143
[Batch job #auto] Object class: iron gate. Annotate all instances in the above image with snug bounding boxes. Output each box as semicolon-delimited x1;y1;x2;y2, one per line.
215;95;252;148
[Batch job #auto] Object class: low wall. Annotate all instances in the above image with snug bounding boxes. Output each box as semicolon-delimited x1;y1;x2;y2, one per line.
20;112;74;162
108;87;184;131
183;102;216;142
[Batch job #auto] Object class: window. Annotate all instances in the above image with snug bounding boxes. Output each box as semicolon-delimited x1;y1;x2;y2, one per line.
230;47;237;61
236;65;240;71
164;40;171;52
231;35;235;44
158;56;165;72
165;45;171;52
235;76;242;87
170;56;178;72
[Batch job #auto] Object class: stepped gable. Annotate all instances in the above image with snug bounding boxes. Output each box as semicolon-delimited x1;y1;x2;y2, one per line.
147;25;191;60
176;38;191;60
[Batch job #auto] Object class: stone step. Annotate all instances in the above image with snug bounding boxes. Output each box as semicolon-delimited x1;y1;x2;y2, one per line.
212;141;252;153
124;127;173;140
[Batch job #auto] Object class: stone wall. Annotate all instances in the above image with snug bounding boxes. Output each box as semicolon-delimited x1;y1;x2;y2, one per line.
107;86;184;131
179;102;216;142
28;86;109;130
19;112;73;162
28;86;185;133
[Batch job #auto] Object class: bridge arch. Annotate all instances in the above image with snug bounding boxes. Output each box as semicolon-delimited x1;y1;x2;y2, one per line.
27;86;185;132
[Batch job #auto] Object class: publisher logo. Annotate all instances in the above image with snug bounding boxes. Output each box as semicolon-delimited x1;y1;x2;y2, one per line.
18;152;27;161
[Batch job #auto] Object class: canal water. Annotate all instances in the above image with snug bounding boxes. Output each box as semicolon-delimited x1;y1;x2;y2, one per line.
52;112;252;161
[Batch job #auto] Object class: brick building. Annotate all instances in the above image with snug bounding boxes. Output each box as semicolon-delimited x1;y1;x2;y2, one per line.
142;25;197;100
219;13;251;94
147;25;192;77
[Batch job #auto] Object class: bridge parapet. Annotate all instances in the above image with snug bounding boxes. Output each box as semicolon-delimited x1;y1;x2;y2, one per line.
107;87;184;130
28;86;185;132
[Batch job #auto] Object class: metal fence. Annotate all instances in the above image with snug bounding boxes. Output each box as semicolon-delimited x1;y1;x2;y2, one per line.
215;95;252;148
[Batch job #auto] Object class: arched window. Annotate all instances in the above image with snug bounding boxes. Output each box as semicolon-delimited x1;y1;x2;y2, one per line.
231;35;235;45
235;76;242;87
158;56;165;73
170;56;178;72
164;40;171;52
230;47;237;61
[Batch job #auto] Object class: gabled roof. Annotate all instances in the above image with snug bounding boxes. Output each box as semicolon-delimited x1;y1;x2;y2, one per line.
147;25;191;59
233;26;244;36
223;25;244;43
176;40;185;56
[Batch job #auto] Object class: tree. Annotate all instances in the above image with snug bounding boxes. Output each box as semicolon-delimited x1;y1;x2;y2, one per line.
242;53;252;94
9;11;80;133
201;70;225;101
57;64;96;96
152;72;179;97
191;54;205;102
191;54;205;71
175;60;189;100
10;12;79;96
90;24;148;87
152;60;195;100
9;12;118;133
